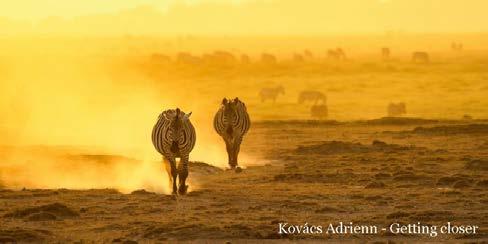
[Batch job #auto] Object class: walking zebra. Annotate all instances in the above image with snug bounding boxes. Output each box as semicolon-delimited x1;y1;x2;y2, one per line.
412;52;429;63
214;98;251;170
298;90;327;104
327;48;346;60
152;108;196;195
387;102;406;117
259;85;285;103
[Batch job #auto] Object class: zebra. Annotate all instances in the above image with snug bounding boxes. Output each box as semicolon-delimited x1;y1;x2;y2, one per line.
336;48;346;60
328;48;346;60
241;54;251;64
311;104;328;119
152;108;196;195
451;42;463;51
259;85;285;103
412;52;429;63
214;98;251;170
293;53;305;62
381;47;390;60
261;53;277;64
304;49;314;59
387;102;406;117
298;90;327;104
327;49;340;60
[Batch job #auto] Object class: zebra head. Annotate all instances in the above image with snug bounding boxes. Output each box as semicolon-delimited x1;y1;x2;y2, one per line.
222;98;238;122
169;108;192;141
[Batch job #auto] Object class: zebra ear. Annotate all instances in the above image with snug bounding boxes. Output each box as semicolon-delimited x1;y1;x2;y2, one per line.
222;98;228;105
162;110;170;120
175;108;180;119
185;112;192;119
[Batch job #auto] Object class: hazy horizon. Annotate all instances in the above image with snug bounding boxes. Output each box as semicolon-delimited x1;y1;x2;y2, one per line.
1;0;488;35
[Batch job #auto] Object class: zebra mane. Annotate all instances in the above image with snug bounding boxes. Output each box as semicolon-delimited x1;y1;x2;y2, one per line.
222;97;243;105
220;97;247;113
159;108;191;121
233;97;247;109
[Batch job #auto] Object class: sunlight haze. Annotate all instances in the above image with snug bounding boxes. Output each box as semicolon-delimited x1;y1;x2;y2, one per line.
0;0;487;35
0;0;487;202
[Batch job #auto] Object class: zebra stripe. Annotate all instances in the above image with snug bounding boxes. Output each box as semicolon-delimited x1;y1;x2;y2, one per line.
152;109;196;158
152;108;196;194
214;98;250;168
259;86;285;103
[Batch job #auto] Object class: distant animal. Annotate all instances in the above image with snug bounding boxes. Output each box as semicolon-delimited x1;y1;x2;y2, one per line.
293;53;305;62
310;105;328;119
298;90;327;104
336;48;346;59
463;114;473;120
241;54;251;64
176;52;201;65
458;43;464;51
412;52;429;63
327;49;340;60
201;51;236;66
259;86;285;102
213;51;237;64
381;47;390;60
387;102;407;117
152;108;196;195
451;42;464;51
304;49;314;59
327;48;346;60
261;53;277;64
214;98;251;170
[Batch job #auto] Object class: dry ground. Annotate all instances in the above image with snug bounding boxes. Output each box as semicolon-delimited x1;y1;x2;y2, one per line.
0;119;487;242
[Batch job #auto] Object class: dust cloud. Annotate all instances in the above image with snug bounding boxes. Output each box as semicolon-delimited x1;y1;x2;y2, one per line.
0;39;228;193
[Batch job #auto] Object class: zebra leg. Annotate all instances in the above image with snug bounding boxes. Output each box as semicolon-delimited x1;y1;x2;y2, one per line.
225;139;235;169
232;137;243;168
168;158;178;195
178;155;189;195
163;157;172;187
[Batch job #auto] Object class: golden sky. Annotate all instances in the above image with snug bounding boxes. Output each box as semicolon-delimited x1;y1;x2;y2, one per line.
2;0;216;19
1;0;488;35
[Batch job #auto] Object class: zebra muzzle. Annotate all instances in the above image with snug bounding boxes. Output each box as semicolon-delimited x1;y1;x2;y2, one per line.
226;126;234;136
170;141;180;154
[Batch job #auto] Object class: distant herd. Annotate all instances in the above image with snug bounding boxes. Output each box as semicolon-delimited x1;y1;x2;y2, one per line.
150;43;465;66
259;86;406;119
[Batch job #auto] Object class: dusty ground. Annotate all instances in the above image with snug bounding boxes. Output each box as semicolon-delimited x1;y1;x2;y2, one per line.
0;119;487;242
